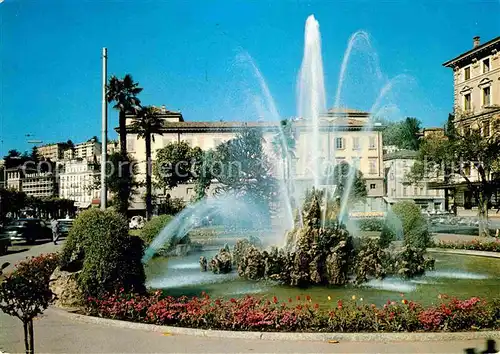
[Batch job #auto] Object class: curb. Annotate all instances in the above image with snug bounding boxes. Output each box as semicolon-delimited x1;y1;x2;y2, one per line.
427;248;500;259
49;308;500;342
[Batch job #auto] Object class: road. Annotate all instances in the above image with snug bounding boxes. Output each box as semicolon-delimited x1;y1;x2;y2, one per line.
0;239;64;274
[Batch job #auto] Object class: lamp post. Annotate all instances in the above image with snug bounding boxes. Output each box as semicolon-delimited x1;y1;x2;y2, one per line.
100;47;108;210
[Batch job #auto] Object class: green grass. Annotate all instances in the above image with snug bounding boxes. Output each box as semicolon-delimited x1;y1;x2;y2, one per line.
128;229;141;237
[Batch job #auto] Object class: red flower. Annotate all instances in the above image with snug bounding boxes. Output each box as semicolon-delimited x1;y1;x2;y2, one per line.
337;300;343;309
306;295;311;301
273;296;278;304
230;298;236;303
314;303;319;309
288;298;292;303
296;295;301;301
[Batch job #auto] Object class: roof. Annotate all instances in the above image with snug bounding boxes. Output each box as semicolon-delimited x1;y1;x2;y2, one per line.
123;117;383;133
442;36;500;67
383;149;419;161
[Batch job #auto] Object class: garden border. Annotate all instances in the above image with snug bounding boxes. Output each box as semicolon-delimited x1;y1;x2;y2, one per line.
427;248;500;259
50;307;500;342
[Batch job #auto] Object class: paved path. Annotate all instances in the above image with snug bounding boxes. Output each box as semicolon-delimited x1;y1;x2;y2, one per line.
0;309;498;353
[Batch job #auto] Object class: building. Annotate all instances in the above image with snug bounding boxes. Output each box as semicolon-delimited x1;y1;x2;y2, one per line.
438;35;500;209
107;140;120;155
59;159;100;208
73;138;101;162
443;35;500;133
5;167;58;198
124;107;385;213
36;143;68;161
383;150;445;211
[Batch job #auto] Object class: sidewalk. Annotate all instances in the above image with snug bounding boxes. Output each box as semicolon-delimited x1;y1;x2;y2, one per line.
0;309;498;353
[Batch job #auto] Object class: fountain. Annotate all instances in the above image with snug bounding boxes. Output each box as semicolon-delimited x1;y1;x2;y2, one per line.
142;15;500;306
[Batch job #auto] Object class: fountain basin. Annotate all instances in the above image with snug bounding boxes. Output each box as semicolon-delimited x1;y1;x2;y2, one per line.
145;251;500;307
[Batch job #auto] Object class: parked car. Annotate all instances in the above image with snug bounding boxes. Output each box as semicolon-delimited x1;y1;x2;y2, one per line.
2;219;52;244
0;229;11;255
129;216;145;230
57;218;74;237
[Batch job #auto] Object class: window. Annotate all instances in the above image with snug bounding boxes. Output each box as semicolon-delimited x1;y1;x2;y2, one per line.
483;121;490;137
369;159;377;174
352;157;361;169
370;183;376;190
483;58;490;73
464;67;470;80
335;137;344;149
352;137;360;150
403;187;407;196
463;162;471;176
464;93;471;111
483;87;491;107
414;187;418;195
369;136;376;149
420;187;424;195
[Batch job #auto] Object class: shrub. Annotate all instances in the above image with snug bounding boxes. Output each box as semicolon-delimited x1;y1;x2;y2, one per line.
157;198;186;215
14;253;59;283
357;218;384;232
379;220;396;248
60;208;146;298
391;201;430;249
140;214;174;246
437;239;500;252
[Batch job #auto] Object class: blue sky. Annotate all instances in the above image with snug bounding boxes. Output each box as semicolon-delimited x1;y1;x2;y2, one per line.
1;0;499;156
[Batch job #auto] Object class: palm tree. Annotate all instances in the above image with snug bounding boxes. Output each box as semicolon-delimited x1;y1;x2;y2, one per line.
106;74;143;215
130;106;164;220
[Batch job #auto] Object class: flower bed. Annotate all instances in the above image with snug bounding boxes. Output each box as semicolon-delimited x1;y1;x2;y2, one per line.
436;239;500;253
86;291;500;332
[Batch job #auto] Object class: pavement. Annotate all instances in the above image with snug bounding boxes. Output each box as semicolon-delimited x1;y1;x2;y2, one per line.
0;309;498;353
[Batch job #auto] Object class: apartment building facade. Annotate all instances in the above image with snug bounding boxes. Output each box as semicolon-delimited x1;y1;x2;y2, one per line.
5;167;58;198
59;159;100;208
37;143;67;161
124;107;385;212
383;150;445;211
440;35;500;209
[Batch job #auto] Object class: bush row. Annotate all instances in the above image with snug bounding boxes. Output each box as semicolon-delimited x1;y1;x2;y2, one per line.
436;239;500;253
87;291;500;332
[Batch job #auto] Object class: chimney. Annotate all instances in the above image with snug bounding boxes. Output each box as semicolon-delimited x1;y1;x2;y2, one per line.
473;36;480;48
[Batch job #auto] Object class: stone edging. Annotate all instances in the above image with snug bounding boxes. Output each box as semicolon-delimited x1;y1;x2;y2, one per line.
49;307;500;342
427;248;500;258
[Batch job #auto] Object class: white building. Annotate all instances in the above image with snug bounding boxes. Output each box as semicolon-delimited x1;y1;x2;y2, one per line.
383;150;445;211
74;138;102;162
59;160;100;208
5;167;58;198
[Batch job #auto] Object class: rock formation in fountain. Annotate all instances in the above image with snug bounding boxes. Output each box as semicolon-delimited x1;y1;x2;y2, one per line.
219;188;435;286
209;244;233;274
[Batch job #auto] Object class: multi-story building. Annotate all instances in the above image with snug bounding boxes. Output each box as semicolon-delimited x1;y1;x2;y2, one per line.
59;159;100;208
439;35;500;209
36;143;68;161
443;35;500;132
5;167;58;198
124;107;385;213
107;140;119;155
384;150;445;211
74;138;101;162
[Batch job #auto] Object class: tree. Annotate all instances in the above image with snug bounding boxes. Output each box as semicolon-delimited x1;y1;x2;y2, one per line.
197;129;277;217
130;106;164;220
329;161;367;204
96;152;140;211
29;147;39;162
154;141;203;190
407;115;500;237
106;74;143;215
376;117;422;151
399;117;421;151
